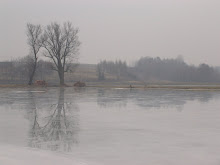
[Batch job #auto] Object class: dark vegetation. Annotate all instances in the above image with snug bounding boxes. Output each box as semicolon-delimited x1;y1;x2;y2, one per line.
97;60;129;81
96;56;220;83
132;56;220;83
1;56;220;85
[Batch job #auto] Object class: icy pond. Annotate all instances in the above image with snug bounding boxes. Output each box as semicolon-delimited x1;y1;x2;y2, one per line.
1;87;220;165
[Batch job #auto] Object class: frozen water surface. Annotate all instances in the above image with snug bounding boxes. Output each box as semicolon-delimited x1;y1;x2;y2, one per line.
1;87;220;165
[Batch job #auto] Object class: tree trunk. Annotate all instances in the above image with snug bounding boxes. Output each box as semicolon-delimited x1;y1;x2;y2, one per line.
28;61;37;85
58;68;65;86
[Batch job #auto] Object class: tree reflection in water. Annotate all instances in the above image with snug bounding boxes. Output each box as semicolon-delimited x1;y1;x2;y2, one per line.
28;88;79;152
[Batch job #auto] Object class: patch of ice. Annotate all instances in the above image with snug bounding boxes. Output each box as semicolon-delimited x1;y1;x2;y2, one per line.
0;145;93;165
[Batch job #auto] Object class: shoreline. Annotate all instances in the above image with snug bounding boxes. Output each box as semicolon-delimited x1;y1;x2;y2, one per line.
1;84;220;91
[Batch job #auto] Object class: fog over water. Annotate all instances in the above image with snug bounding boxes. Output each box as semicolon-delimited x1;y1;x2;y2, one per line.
1;88;220;164
1;0;220;65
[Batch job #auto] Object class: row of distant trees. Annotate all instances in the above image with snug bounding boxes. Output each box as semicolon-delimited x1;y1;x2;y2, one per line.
1;56;219;84
25;22;80;86
97;57;220;83
97;60;129;80
133;56;220;83
0;59;53;84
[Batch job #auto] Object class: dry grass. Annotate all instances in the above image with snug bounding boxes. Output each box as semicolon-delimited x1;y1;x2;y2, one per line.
0;84;28;88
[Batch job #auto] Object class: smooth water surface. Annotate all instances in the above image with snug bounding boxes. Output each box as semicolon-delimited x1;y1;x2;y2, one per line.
0;88;220;165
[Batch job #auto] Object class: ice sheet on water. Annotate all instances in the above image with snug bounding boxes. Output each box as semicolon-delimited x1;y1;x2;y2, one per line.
0;145;94;165
1;88;220;165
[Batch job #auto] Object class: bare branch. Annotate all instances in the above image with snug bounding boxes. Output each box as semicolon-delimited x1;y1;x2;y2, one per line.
26;23;43;85
43;21;80;85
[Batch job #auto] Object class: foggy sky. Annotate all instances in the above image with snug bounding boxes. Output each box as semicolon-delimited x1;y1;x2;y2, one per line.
0;0;220;66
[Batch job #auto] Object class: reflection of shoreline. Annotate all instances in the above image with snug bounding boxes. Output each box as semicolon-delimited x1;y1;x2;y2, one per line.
97;89;128;108
135;90;214;110
96;89;215;110
27;88;79;152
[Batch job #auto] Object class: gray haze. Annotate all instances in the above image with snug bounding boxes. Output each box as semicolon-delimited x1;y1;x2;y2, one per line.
0;0;220;66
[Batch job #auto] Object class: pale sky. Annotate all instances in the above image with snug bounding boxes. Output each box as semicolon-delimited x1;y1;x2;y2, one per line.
0;0;220;66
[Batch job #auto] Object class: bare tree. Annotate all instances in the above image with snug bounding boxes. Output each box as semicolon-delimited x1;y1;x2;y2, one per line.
42;22;80;86
26;23;43;85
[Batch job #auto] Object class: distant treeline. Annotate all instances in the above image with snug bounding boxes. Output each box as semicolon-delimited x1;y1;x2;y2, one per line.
133;57;220;83
0;58;53;84
97;60;129;80
97;57;220;83
0;56;220;84
0;58;79;85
